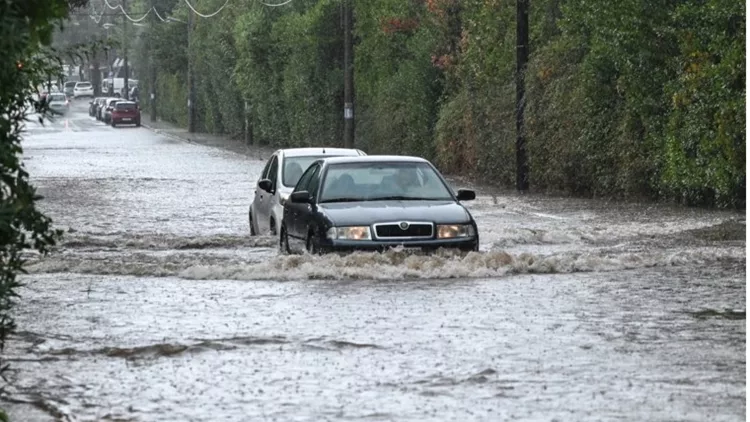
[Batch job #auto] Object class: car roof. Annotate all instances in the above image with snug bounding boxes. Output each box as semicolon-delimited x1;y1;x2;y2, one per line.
279;148;363;158
318;155;430;166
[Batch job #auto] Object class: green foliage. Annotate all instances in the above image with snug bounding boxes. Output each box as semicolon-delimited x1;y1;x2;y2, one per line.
136;0;744;208
661;0;745;207
1;0;73;401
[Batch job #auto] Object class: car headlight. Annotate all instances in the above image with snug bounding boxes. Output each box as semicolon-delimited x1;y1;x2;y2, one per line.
326;226;371;240
436;224;476;239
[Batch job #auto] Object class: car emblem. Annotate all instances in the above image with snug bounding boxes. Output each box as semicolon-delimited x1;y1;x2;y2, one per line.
399;222;409;230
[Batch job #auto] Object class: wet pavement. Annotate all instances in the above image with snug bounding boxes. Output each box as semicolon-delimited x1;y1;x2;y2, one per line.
1;101;745;421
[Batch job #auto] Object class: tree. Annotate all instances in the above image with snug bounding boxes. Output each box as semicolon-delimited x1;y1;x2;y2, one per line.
0;0;89;414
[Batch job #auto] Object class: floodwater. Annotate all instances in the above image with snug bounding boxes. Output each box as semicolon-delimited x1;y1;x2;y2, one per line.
1;102;745;421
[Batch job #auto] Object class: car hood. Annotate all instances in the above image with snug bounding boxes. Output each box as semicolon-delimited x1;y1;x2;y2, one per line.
319;200;472;226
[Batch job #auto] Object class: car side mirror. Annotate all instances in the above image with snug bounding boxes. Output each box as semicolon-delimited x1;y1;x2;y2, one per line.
258;179;274;193
289;191;311;204
456;189;476;201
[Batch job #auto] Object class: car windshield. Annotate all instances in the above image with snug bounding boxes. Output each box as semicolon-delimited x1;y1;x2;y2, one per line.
116;103;136;110
282;155;327;187
49;94;66;102
64;82;77;88
319;162;454;203
77;83;91;88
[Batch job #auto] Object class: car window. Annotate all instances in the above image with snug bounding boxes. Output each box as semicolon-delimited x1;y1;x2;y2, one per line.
319;162;453;203
282;156;324;187
116;103;137;110
259;155;274;181
267;156;279;188
65;81;77;88
306;166;322;199
49;94;66;102
294;164;318;193
76;82;92;88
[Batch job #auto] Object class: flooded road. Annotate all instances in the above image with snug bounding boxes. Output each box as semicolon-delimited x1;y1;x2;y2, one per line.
2;102;745;421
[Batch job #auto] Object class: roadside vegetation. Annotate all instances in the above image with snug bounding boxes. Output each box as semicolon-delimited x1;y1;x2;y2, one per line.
124;0;745;208
0;0;92;417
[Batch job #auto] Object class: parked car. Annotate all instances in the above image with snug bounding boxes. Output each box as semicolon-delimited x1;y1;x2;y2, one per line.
249;148;366;238
110;101;140;127
279;155;478;254
63;81;77;98
73;81;94;98
46;93;69;115
88;97;101;117
102;98;121;123
95;97;110;120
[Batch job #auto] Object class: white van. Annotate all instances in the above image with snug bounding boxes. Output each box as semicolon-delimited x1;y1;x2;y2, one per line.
102;78;139;97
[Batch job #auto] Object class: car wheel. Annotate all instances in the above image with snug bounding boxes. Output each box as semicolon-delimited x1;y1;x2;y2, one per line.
135;120;141;127
279;226;291;255
111;121;116;127
305;230;323;255
248;208;257;236
269;219;277;236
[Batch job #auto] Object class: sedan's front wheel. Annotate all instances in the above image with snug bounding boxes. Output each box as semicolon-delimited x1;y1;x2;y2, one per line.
248;208;257;236
305;230;327;255
280;226;291;255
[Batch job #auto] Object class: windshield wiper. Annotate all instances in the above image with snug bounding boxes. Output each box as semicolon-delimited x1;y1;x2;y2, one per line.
367;196;425;201
319;197;363;203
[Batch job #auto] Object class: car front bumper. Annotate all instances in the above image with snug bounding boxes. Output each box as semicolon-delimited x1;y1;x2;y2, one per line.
323;236;479;253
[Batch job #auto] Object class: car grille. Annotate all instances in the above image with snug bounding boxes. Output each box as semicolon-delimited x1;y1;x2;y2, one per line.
374;222;433;239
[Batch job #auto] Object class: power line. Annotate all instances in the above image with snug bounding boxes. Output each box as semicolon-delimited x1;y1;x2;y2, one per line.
183;0;230;18
104;0;152;22
257;0;293;6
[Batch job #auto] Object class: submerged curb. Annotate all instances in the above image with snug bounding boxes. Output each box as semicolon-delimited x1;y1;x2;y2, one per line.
141;121;272;160
141;122;200;146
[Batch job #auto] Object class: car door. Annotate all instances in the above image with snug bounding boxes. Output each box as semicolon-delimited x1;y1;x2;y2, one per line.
300;165;323;238
254;154;277;233
287;164;319;241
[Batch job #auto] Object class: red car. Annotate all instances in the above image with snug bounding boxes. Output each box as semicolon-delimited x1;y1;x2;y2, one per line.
110;101;141;127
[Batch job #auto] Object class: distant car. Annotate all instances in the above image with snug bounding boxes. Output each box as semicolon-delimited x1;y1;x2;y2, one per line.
46;93;69;115
102;98;121;123
110;101;140;127
63;81;77;98
95;97;111;120
250;148;366;238
280;155;478;254
88;97;101;117
73;81;94;98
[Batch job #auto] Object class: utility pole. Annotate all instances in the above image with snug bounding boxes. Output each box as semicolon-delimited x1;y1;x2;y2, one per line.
150;0;157;121
515;0;530;192
123;0;130;101
187;11;196;133
343;0;354;148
